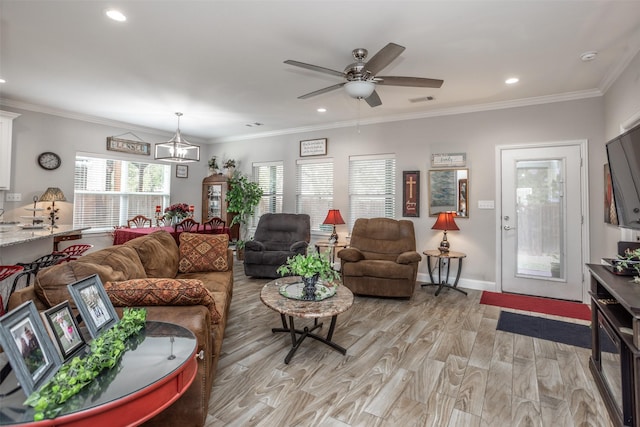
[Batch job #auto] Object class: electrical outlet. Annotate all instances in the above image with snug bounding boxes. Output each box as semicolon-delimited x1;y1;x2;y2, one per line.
5;193;21;202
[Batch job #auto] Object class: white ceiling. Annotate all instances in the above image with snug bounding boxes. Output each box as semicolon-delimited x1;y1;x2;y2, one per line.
2;1;640;143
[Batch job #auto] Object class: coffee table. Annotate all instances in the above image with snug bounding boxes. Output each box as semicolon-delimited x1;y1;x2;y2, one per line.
260;276;354;364
0;321;197;426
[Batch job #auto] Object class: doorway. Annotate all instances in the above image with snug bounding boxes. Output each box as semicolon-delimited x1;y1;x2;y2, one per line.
497;142;588;301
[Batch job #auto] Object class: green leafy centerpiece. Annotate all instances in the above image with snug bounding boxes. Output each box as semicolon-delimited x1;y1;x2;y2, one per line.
24;308;147;421
277;251;340;301
616;247;640;283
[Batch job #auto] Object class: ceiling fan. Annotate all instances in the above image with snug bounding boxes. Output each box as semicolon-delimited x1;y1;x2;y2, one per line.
284;42;443;107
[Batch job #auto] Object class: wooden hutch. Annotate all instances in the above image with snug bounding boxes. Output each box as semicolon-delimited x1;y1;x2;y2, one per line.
202;174;238;241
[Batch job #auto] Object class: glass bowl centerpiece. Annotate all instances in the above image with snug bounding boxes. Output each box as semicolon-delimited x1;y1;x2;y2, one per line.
277;251;340;301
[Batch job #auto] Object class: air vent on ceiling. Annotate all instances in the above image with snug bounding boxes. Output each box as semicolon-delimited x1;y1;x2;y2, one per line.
409;96;435;103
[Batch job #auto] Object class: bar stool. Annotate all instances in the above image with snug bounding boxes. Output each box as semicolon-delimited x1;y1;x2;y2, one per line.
53;244;93;263
8;253;69;308
0;265;24;315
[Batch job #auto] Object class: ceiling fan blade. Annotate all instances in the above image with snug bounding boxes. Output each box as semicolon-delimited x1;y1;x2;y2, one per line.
376;76;444;88
298;82;346;99
365;90;382;107
364;43;405;75
284;60;345;78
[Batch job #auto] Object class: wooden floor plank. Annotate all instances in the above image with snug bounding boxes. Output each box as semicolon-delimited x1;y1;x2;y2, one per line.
206;263;614;426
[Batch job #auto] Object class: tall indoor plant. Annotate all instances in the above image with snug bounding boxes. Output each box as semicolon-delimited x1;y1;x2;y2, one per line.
226;173;263;256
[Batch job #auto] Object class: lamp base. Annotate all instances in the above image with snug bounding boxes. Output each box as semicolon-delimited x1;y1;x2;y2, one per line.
438;231;450;253
329;226;338;244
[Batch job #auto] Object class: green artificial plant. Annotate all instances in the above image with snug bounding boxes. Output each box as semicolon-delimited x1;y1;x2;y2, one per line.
277;251;341;282
616;247;640;283
225;173;263;242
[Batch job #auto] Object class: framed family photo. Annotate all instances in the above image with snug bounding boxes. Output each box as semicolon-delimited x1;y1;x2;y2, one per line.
0;301;62;396
42;301;86;360
68;274;118;339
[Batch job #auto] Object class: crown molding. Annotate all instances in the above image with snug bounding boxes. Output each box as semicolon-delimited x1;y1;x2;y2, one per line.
213;89;603;143
1;89;603;145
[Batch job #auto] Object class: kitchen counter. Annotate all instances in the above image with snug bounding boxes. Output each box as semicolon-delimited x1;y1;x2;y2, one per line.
0;224;90;248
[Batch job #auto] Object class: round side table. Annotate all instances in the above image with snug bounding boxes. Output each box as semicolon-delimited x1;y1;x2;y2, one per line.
421;249;467;296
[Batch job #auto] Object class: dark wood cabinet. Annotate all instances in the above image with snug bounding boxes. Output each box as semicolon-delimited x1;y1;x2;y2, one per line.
588;264;640;426
202;174;238;240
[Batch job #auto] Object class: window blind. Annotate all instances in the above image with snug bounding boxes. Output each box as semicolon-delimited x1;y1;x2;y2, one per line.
296;158;334;232
348;154;396;228
252;161;284;226
73;155;171;231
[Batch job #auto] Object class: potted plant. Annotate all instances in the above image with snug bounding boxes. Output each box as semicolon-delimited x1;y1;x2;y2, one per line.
225;174;263;256
223;159;236;178
208;156;219;175
164;203;190;225
616;248;640;283
277;251;340;300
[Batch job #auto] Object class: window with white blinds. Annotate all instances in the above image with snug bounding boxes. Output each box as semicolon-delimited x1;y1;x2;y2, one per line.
348;154;396;228
296;158;334;232
73;154;171;231
252;161;284;226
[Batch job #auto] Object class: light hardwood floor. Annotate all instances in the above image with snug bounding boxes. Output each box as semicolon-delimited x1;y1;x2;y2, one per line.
206;263;614;426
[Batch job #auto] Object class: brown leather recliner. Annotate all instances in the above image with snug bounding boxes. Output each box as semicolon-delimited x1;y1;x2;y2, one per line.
338;218;421;298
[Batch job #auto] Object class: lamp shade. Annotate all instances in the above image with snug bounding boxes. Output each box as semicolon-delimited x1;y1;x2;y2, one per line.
154;112;200;163
431;211;459;231
38;187;66;202
323;209;345;225
344;81;375;99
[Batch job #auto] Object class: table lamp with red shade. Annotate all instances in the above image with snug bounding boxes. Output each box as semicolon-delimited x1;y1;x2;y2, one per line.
322;209;345;243
432;211;459;253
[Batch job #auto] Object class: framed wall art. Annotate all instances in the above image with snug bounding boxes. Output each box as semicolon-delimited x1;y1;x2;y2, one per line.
604;163;618;225
176;164;189;178
67;274;118;339
0;301;62;395
42;301;86;360
402;171;420;217
106;136;151;156
300;138;327;157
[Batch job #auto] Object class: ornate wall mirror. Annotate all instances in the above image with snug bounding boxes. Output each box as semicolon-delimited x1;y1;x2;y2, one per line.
428;168;469;218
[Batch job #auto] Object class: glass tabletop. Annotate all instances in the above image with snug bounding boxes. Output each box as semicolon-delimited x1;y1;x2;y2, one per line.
0;321;196;425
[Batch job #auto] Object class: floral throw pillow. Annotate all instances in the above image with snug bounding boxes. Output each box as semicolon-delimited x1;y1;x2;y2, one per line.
178;232;229;273
104;278;221;324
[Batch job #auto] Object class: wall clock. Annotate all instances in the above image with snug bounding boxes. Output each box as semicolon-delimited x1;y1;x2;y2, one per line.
37;152;61;170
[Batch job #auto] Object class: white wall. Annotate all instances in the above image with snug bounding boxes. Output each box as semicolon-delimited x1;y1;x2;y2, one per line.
212;97;606;287
1;108;210;225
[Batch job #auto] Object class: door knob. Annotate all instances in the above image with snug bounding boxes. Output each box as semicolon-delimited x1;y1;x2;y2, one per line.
503;225;516;230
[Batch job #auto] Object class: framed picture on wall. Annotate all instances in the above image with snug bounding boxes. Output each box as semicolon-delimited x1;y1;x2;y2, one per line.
403;171;420;217
176;164;189;178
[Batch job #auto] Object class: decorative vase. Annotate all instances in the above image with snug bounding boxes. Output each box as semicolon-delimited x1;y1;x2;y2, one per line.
209;168;218;176
301;274;318;301
226;166;235;178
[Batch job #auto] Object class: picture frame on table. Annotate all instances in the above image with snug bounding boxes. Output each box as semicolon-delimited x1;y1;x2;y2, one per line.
42;301;86;360
0;301;62;396
176;164;189;178
67;274;119;339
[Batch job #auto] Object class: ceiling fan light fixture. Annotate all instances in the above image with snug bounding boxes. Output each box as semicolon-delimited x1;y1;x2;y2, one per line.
154;112;200;163
344;81;375;99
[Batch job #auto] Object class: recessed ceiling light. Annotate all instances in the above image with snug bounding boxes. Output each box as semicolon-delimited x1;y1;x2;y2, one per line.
106;9;127;22
580;51;598;62
317;108;327;113
0;78;5;84
505;77;519;85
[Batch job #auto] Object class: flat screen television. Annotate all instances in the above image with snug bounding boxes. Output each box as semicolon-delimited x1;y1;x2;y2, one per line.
606;121;640;229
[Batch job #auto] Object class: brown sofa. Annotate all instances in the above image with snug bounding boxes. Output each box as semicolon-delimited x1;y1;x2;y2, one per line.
338;217;421;298
8;230;233;427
